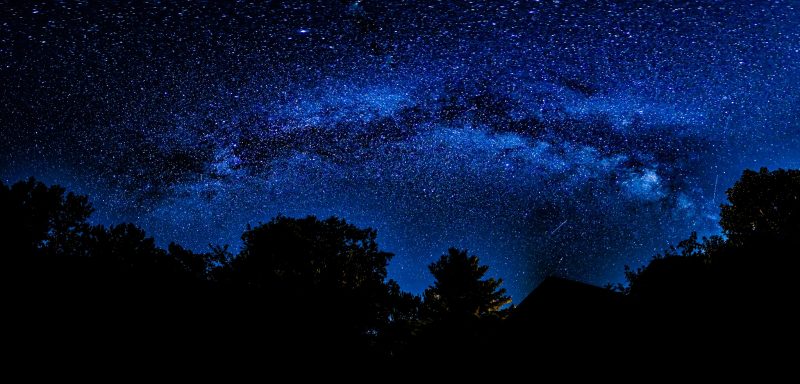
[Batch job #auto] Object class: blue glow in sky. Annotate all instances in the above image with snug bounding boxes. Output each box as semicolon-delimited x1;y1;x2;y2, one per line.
2;0;799;301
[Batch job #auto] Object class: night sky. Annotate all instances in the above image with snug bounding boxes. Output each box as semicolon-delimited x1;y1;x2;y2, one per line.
2;0;799;301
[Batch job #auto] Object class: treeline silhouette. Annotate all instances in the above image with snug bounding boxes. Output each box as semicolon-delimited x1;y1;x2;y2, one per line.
2;167;797;367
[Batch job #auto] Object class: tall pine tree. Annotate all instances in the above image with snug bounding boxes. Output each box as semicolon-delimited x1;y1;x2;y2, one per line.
424;248;511;321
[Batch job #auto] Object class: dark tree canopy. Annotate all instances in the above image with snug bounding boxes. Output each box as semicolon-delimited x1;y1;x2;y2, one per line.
5;167;799;364
222;215;393;293
217;215;403;343
423;248;511;321
1;179;209;294
84;223;194;284
617;167;800;307
720;168;800;244
1;178;93;258
620;232;718;303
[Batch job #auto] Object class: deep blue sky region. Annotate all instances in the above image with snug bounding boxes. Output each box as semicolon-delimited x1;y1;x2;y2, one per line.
2;1;799;301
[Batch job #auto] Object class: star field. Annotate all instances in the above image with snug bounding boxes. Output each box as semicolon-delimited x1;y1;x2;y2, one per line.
2;0;799;301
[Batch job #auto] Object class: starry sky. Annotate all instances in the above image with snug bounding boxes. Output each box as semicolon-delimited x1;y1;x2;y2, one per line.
2;0;799;301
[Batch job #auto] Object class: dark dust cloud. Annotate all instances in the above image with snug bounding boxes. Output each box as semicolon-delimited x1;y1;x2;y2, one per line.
2;1;799;301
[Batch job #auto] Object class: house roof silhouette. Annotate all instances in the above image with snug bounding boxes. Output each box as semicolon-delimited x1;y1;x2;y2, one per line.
509;276;626;325
497;277;628;357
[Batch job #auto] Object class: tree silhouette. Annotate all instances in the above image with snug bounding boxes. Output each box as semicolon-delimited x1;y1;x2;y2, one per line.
720;167;800;245
13;168;800;363
168;242;231;282
615;167;800;308
221;215;392;292
714;167;800;304
216;215;400;351
84;223;192;284
423;248;511;321
375;279;423;357
619;232;719;305
1;178;93;259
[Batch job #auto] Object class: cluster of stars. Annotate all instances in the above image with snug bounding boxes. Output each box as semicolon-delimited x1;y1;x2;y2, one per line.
1;1;798;301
